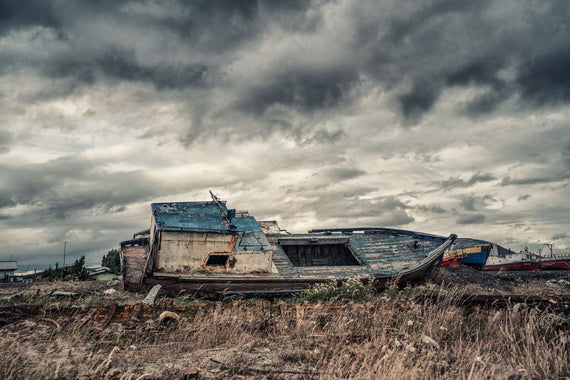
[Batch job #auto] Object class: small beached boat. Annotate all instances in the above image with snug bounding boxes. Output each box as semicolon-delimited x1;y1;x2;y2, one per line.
539;256;570;270
483;245;540;271
537;244;570;270
442;242;491;269
120;193;456;297
442;238;494;268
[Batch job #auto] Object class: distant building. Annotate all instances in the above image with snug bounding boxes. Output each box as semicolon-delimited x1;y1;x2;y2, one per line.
14;269;44;283
85;266;118;281
120;229;150;287
0;261;17;282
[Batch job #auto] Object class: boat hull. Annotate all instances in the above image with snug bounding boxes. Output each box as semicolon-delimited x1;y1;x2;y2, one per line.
483;262;540;271
539;259;570;270
442;244;490;269
126;234;453;298
460;252;488;267
441;256;462;267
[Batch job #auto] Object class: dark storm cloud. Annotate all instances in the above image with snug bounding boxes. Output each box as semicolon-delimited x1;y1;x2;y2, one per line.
456;213;485;225
0;156;163;221
398;81;440;122
516;38;570;106
356;1;570;122
3;0;570;133
0;0;59;34
237;69;359;115
563;141;570;168
446;59;511;115
155;0;313;51
97;49;210;90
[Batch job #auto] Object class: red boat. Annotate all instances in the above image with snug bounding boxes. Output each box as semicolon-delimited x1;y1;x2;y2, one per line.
482;245;540;271
539;258;570;270
538;244;570;270
441;255;463;267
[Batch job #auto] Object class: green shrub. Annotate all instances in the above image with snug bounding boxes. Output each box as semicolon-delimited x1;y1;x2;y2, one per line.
295;278;375;303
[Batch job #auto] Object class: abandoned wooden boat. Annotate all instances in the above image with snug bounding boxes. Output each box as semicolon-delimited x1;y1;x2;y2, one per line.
120;194;456;297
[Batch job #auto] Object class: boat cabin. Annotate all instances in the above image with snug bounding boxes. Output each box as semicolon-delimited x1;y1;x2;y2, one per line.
148;200;273;275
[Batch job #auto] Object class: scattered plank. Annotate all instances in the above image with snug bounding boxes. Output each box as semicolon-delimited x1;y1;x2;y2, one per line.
142;285;161;305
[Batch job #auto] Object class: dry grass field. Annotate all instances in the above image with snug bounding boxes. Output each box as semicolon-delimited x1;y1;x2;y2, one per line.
1;268;569;379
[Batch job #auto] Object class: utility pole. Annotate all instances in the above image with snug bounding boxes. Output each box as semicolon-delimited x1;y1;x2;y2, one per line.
63;241;67;267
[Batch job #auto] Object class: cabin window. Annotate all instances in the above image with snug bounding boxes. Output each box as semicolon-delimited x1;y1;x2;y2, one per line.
205;254;230;266
278;238;361;267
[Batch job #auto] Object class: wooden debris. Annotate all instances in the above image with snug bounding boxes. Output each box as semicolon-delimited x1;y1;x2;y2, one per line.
1;290;25;302
51;291;79;298
142;285;161;305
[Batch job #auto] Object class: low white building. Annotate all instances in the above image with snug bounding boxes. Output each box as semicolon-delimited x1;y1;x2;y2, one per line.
0;261;17;282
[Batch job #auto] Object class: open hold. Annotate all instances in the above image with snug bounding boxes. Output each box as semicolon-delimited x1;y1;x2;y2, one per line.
278;238;361;267
205;254;230;266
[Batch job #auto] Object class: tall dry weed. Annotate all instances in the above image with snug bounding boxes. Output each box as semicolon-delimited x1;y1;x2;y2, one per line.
0;285;567;379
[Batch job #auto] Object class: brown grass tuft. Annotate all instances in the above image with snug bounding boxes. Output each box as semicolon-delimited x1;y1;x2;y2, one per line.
0;283;568;379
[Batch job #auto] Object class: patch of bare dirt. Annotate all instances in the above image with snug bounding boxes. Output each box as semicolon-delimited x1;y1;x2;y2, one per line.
436;266;570;295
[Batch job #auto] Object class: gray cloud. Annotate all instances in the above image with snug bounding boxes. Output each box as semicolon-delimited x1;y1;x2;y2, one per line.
456;213;485;225
4;0;570;129
0;1;60;35
97;48;211;90
1;0;570;266
415;204;447;214
460;195;477;212
236;69;360;115
398;81;440;123
322;167;366;181
551;232;567;241
501;172;570;186
563;141;570;168
0;154;235;223
439;172;496;191
0;129;13;154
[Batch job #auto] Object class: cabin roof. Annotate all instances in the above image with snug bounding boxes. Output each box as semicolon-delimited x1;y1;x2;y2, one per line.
151;201;263;234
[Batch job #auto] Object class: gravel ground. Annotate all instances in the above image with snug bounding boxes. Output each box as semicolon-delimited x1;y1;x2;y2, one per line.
436;266;570;295
1;267;568;302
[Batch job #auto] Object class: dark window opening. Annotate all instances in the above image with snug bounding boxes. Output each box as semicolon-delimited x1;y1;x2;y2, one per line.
206;254;229;266
279;241;361;267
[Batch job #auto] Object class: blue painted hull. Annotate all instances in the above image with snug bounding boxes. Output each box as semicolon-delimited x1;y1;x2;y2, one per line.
460;252;488;267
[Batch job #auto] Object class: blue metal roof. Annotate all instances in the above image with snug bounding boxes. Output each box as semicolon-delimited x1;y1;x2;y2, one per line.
151;201;263;234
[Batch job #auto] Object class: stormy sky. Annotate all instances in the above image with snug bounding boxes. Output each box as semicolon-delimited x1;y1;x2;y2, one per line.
1;0;569;270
